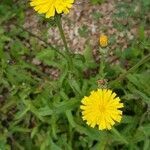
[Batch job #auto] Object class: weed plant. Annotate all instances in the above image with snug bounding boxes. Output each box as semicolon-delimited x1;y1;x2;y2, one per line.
0;0;150;149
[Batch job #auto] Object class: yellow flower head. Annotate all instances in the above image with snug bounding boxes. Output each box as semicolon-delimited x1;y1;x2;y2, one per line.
30;0;74;18
99;34;108;47
80;89;124;130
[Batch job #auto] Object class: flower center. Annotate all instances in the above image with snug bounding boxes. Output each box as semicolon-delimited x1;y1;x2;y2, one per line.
99;104;106;113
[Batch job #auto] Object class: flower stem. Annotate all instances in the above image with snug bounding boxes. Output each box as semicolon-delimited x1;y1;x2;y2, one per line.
55;14;69;53
99;47;107;78
55;14;73;71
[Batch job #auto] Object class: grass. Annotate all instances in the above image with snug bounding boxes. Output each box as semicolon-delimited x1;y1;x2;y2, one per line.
0;0;150;150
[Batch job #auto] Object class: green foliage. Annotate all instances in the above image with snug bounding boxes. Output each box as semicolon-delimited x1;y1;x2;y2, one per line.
78;25;89;38
90;0;105;5
0;0;150;150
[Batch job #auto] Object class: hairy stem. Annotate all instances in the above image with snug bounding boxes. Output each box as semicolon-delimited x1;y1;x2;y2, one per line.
55;15;69;53
55;14;73;70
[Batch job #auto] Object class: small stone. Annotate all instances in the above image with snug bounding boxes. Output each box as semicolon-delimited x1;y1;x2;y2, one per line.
32;58;41;65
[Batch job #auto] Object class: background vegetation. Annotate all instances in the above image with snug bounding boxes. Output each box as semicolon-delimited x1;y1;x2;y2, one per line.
0;0;150;149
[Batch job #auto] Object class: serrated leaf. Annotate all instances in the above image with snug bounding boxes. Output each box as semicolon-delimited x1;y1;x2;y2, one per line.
111;128;128;145
54;98;80;114
38;106;53;116
66;110;76;128
68;78;82;96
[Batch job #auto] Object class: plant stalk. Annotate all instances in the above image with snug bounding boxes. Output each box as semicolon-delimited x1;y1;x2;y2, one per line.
55;15;69;53
55;14;73;70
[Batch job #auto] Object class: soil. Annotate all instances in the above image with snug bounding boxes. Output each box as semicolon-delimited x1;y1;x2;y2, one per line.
23;0;150;78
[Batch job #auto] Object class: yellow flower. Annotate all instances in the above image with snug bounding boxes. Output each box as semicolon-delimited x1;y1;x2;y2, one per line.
80;89;124;130
99;34;108;47
30;0;74;18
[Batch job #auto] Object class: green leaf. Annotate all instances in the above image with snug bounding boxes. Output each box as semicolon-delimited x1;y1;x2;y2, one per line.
76;124;105;141
83;45;96;68
143;139;150;150
38;106;53;116
15;107;30;120
111;128;128;145
36;48;55;59
68;78;82;96
66;110;76;128
54;98;80;114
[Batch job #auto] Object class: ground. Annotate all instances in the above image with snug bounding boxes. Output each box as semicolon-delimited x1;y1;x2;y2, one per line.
24;0;150;53
22;0;150;78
